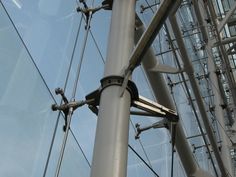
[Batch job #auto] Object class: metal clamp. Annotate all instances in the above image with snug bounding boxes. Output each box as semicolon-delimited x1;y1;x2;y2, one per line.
100;75;139;102
85;75;139;105
84;75;139;115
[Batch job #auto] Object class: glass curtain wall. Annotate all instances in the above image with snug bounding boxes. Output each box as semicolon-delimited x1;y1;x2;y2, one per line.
1;0;235;177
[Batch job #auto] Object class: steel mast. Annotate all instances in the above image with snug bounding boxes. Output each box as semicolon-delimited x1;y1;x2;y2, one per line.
90;1;136;177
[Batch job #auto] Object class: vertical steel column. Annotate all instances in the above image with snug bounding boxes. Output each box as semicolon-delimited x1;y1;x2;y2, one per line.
90;1;135;177
206;46;233;176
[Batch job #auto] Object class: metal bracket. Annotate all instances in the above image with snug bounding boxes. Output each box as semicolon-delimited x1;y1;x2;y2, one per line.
77;6;106;15
133;96;178;121
135;119;169;139
84;76;178;139
133;96;178;139
85;76;178;119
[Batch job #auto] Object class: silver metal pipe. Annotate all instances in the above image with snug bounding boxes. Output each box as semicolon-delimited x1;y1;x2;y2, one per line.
135;19;213;177
169;15;228;177
90;1;135;177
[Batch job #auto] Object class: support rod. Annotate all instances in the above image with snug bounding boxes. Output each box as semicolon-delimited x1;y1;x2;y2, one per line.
125;0;180;74
135;18;213;177
192;0;208;43
90;1;135;177
169;15;228;177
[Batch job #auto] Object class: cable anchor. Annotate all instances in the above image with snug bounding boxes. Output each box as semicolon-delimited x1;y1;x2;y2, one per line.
51;88;92;131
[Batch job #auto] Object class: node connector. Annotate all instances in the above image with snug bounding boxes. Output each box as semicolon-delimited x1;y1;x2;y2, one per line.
51;87;89;132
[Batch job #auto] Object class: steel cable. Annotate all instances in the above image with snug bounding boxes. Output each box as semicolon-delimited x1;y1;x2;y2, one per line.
54;7;93;177
42;14;84;177
128;144;160;177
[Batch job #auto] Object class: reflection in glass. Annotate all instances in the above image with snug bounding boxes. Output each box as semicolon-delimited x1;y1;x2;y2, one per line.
0;3;59;177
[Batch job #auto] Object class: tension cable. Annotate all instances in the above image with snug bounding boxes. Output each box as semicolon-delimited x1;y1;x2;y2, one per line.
42;14;84;177
51;1;113;176
52;1;94;177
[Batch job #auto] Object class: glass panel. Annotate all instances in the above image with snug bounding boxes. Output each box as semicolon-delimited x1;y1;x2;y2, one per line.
2;0;82;93
0;4;91;177
41;114;90;177
0;3;59;177
1;0;233;176
127;148;155;177
70;107;97;163
59;131;90;177
43;115;65;177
